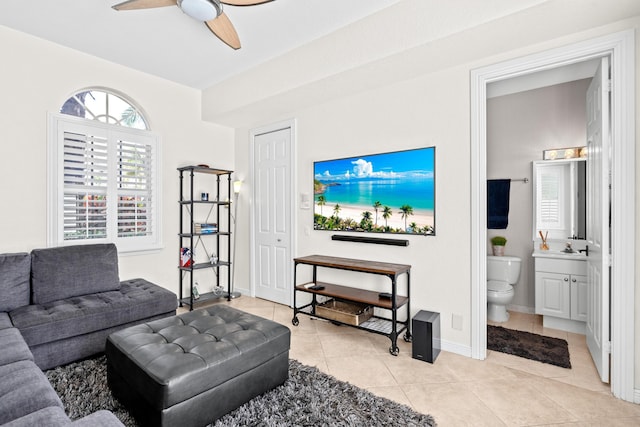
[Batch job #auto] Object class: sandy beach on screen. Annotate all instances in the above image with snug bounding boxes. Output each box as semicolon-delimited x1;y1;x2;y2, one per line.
317;203;434;231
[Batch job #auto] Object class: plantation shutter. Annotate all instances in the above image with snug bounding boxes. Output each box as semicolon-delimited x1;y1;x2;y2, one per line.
116;137;153;238
62;129;109;241
536;164;567;233
540;174;561;224
51;115;160;252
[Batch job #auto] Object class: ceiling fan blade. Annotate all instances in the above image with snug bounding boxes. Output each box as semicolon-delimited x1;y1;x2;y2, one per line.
205;12;241;50
220;0;273;6
112;0;177;11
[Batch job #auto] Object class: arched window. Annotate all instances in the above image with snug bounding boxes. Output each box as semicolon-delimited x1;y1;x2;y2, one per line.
48;88;161;253
60;88;149;130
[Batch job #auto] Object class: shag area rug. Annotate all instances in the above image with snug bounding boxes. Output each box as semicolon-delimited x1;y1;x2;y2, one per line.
46;355;436;427
487;325;571;369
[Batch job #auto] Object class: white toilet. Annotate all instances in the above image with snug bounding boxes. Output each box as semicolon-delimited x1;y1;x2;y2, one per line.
487;255;521;322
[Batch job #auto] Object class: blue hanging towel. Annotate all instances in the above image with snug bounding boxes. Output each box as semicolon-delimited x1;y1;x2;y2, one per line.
487;179;511;229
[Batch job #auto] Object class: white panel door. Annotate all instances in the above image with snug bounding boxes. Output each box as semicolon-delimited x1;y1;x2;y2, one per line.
586;56;610;383
253;127;292;306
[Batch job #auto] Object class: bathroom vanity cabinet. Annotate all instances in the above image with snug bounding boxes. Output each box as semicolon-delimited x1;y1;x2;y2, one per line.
534;254;587;334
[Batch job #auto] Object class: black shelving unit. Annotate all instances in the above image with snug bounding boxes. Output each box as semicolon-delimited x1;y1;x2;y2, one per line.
178;166;232;310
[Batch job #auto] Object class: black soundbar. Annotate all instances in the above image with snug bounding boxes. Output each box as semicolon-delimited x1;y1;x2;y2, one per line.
331;234;409;246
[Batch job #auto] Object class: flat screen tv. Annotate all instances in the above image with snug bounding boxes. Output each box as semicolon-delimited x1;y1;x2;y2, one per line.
314;146;435;235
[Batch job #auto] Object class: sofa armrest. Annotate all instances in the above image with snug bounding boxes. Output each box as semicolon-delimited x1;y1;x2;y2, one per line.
0;312;13;329
0;328;33;365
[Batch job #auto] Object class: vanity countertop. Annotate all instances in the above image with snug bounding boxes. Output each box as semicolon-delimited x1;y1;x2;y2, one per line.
532;249;587;261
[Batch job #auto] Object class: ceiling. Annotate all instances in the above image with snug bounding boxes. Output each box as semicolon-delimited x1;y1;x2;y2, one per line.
0;0;401;89
487;58;601;99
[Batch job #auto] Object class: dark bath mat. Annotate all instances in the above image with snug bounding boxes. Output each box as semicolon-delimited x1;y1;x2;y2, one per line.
487;325;571;369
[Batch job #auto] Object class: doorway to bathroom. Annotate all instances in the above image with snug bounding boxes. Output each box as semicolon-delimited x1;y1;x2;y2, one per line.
470;30;635;402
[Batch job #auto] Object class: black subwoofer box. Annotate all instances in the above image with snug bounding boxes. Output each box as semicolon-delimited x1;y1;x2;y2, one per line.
412;310;440;363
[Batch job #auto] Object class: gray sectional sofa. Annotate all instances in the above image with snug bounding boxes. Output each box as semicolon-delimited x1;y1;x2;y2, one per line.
0;315;123;426
0;243;178;426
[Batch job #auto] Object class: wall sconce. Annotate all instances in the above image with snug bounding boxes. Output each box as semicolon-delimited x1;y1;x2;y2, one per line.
233;180;243;195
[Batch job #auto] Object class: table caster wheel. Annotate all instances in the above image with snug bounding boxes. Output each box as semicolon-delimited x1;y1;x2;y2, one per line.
292;317;299;326
403;333;412;342
389;346;399;356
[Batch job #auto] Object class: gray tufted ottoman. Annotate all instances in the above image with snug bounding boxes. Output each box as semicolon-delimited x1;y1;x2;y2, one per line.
105;305;290;427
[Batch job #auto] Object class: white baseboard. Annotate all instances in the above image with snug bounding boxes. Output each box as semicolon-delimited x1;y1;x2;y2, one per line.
441;339;472;358
543;316;586;335
634;388;640;404
507;304;535;315
233;286;251;297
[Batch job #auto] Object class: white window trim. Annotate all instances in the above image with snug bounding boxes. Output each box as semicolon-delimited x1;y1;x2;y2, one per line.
47;112;163;254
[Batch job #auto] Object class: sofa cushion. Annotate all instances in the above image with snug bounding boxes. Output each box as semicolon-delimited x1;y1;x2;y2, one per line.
31;244;120;305
1;406;71;427
0;360;63;425
71;410;126;427
0;312;13;329
11;279;177;347
0;328;33;365
1;406;126;427
0;253;30;312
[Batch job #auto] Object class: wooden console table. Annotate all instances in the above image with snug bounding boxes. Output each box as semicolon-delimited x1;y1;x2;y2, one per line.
292;255;411;355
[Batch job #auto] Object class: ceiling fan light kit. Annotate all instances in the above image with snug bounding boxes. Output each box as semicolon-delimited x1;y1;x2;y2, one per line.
112;0;273;50
178;0;221;22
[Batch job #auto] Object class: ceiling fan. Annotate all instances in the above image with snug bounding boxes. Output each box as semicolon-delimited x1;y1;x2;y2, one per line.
112;0;273;50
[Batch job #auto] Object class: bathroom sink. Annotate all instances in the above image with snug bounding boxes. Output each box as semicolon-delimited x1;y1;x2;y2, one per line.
532;249;587;260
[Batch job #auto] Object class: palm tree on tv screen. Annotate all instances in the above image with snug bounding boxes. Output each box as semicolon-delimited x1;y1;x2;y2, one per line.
382;206;392;228
399;204;414;231
360;211;373;231
373;201;382;226
317;195;326;216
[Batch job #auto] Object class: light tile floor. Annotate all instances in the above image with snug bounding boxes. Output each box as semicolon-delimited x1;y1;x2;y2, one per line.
180;297;640;426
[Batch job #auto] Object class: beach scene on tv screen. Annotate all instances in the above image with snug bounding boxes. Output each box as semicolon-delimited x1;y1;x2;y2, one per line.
314;147;435;235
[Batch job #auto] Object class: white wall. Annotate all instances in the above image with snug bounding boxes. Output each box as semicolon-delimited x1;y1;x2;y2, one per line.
217;11;640;367
487;79;591;312
0;25;234;297
2;1;639;390
232;66;474;350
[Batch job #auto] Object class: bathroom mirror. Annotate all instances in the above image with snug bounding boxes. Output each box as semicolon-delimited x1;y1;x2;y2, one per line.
533;159;586;241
